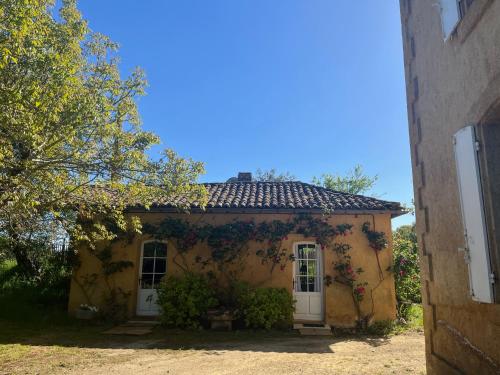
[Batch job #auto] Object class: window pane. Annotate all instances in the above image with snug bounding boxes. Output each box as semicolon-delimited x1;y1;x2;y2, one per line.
308;276;316;292
299;276;308;292
143;243;155;257
153;274;164;288
155;243;167;257
303;245;312;259
141;274;153;289
142;258;154;273
307;260;317;276
298;260;307;275
154;258;166;274
297;245;306;259
307;245;316;260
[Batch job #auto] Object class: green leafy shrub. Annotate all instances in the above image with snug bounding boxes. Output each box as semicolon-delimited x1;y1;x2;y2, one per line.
157;273;218;328
0;244;73;306
392;224;421;319
237;285;294;330
0;258;73;325
366;319;398;336
366;304;424;336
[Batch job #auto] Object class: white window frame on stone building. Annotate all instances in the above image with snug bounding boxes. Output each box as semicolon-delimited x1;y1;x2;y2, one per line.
454;126;495;303
439;0;476;40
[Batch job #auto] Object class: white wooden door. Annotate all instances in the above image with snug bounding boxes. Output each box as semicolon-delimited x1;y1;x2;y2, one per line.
136;241;167;316
293;243;323;321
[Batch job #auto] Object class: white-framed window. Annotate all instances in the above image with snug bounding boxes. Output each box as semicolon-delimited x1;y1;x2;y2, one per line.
454;126;495;303
439;0;476;40
294;242;322;293
139;240;168;290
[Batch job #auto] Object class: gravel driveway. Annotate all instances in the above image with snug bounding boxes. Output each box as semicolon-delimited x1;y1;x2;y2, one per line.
1;330;425;375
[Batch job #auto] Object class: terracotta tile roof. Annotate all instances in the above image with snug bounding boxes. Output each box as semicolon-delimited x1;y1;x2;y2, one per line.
151;182;404;215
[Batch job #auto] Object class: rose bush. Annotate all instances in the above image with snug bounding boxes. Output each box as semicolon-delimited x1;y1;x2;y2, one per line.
392;224;421;319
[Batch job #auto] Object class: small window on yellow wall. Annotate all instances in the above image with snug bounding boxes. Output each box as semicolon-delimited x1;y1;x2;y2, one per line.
140;241;167;289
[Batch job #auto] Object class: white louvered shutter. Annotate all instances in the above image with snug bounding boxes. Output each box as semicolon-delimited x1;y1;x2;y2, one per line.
454;126;494;303
439;0;460;40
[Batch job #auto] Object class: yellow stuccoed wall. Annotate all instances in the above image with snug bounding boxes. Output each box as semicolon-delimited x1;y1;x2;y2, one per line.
68;212;397;327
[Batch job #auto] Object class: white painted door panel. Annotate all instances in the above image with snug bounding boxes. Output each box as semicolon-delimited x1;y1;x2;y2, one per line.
137;290;160;316
294;295;310;316
309;295;322;316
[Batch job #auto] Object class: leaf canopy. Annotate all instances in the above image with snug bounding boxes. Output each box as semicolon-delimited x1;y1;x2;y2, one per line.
0;0;206;266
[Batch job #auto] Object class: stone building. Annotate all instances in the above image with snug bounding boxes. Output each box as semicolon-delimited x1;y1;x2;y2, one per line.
69;176;403;327
399;0;500;373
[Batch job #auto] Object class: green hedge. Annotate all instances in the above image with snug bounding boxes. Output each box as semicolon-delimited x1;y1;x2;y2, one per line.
157;274;295;330
157;273;217;328
236;284;295;330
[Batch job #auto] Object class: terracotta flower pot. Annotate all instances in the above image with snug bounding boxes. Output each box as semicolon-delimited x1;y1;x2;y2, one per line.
75;308;97;320
207;309;234;331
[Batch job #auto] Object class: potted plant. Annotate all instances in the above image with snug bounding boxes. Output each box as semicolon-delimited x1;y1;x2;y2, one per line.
75;304;99;320
206;307;235;330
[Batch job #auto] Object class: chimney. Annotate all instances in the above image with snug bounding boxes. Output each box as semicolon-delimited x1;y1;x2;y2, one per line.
237;172;252;182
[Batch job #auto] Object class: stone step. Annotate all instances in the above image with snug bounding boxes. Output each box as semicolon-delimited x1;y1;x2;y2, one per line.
103;319;160;335
294;323;332;336
103;325;153;335
126;320;160;326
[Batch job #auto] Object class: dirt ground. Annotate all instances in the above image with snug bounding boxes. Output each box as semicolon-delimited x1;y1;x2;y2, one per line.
0;329;425;375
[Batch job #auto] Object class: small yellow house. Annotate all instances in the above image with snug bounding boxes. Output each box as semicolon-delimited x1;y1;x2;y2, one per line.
68;173;404;327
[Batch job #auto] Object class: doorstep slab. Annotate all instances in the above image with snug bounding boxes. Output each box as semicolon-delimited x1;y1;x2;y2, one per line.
103;324;153;335
126;320;160;326
294;323;333;336
298;328;333;336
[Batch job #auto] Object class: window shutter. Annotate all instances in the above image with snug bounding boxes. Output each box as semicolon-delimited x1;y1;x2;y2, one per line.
454;126;494;303
439;0;460;40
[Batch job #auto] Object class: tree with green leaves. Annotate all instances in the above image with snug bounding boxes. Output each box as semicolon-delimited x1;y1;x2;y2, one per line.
312;165;378;194
0;0;206;275
254;168;295;182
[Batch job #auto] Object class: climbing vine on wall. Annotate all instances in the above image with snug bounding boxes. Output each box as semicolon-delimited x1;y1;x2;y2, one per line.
325;242;368;322
144;218;297;277
205;220;256;267
73;217;138;321
138;215;388;325
255;220;296;273
293;213;353;247
143;214;355;277
143;218;206;272
362;222;388;280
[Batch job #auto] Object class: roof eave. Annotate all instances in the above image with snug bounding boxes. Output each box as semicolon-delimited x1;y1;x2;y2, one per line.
125;205;407;217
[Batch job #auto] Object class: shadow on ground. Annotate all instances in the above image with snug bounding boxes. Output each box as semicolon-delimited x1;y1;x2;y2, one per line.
0;320;392;354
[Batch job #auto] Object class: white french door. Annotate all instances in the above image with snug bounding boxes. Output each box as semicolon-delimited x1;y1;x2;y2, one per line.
136;241;167;316
293;242;323;321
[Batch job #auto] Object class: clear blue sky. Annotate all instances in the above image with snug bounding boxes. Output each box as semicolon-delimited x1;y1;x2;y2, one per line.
76;1;414;227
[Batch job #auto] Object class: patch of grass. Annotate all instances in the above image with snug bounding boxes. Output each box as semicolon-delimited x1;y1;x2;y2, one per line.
0;340;105;375
366;304;424;336
406;304;423;329
0;343;32;363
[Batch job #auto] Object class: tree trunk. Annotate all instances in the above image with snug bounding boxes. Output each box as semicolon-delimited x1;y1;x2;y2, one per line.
7;228;40;277
11;243;38;276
